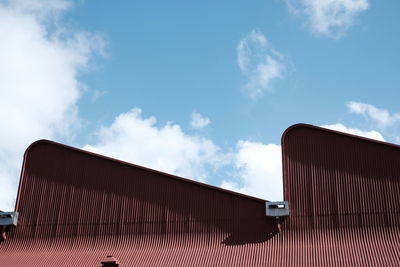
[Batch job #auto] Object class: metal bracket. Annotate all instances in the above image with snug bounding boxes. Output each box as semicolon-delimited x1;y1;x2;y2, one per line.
265;201;289;217
0;211;19;226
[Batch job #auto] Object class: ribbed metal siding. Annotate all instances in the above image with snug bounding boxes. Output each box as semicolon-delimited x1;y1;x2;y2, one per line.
281;124;400;266
1;125;400;266
1;140;277;266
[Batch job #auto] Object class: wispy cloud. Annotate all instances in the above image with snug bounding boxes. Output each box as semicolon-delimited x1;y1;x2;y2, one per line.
285;0;369;39
347;101;400;128
237;30;286;99
190;112;211;130
0;0;105;210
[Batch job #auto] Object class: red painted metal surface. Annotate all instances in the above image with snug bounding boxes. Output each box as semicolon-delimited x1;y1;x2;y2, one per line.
1;124;399;266
281;124;400;266
0;140;277;266
101;256;120;267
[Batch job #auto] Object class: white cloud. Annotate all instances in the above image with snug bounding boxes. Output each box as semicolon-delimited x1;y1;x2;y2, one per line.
347;101;400;128
4;0;71;19
285;0;369;39
321;123;385;141
83;108;223;182
219;122;386;202
0;0;104;210
237;30;286;99
396;136;400;145
220;122;386;202
190;112;211;130
85;109;284;201
221;141;283;201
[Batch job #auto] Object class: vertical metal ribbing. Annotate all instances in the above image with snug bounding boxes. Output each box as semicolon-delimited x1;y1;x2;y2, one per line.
1;128;400;266
281;124;400;266
1;140;275;266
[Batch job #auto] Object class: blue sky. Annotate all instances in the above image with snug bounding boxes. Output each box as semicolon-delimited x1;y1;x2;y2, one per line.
1;0;399;210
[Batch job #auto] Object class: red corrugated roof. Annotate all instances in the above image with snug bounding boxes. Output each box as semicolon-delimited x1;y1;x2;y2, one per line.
1;124;399;266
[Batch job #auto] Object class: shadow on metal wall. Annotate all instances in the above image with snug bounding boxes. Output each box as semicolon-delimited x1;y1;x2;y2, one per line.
10;140;280;247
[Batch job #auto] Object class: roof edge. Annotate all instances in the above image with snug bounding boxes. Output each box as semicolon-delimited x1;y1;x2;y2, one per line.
17;139;267;204
281;123;400;150
280;123;400;203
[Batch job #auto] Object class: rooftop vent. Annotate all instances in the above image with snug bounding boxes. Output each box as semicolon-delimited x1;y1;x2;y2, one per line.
101;256;120;267
265;201;289;217
0;211;19;226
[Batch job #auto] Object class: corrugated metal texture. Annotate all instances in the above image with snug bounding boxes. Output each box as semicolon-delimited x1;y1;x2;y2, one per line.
1;125;400;266
2;229;400;266
281;124;400;265
1;140;278;266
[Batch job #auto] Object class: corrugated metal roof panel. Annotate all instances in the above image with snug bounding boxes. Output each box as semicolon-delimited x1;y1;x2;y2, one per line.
282;124;400;229
1;124;399;266
281;124;400;266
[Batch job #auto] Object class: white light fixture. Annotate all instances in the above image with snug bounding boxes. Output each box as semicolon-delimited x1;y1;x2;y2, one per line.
265;201;289;217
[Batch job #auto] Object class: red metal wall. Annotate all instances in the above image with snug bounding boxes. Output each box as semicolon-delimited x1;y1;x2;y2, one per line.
282;124;400;229
18;140;274;240
1;124;399;266
281;124;400;265
1;140;277;266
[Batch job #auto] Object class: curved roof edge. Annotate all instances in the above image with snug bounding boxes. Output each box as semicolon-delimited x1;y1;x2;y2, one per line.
281;123;400;150
14;139;266;211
